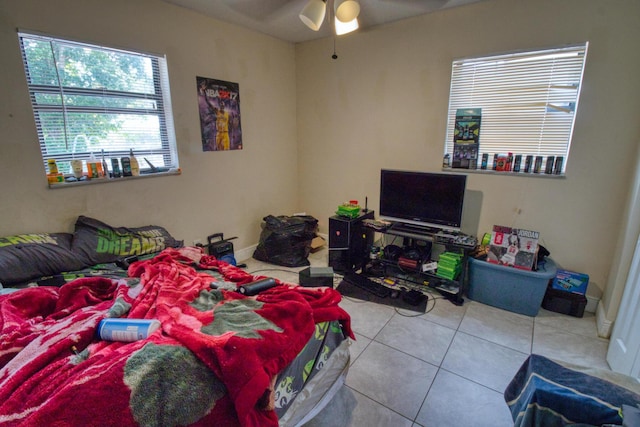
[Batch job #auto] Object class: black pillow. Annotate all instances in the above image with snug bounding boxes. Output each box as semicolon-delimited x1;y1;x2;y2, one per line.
71;216;183;266
0;233;86;285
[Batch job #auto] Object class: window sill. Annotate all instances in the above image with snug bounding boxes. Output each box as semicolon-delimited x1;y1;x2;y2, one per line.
47;168;181;189
441;167;566;178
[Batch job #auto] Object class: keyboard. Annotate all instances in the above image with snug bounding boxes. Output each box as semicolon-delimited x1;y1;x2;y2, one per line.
342;273;391;298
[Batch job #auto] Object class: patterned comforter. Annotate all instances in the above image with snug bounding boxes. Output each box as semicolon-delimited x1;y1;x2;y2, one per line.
0;248;353;427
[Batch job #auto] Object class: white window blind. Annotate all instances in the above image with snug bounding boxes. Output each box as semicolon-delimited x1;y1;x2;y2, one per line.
444;44;588;174
18;31;178;177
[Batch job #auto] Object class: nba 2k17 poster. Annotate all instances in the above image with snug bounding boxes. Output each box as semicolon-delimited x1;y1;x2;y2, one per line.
197;77;242;151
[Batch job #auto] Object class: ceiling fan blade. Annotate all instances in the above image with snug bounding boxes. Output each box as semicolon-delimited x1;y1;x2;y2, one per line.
374;0;452;13
376;0;449;5
223;0;302;21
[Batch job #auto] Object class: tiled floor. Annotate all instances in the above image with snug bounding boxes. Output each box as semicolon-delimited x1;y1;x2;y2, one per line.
242;249;610;427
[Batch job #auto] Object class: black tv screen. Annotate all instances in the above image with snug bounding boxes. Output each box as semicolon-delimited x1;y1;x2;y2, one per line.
379;170;467;230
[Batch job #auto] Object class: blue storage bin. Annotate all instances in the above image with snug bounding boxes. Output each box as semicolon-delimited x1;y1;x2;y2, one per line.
468;257;557;316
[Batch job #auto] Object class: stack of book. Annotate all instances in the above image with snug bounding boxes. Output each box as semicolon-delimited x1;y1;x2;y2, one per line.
436;252;463;280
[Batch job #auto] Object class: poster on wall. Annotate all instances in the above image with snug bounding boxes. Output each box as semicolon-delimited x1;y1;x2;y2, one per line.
197;77;243;151
452;108;481;169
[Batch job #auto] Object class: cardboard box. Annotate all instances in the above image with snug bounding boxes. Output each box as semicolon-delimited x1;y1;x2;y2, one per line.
551;270;589;295
310;235;326;252
468;257;557;316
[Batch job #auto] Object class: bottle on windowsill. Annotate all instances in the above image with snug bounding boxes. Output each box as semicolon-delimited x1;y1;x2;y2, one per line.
121;155;132;177
129;149;140;176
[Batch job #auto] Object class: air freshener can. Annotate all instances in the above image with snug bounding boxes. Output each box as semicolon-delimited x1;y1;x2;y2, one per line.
98;318;161;342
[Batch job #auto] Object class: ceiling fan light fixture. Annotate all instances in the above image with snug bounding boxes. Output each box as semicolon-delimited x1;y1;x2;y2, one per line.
334;16;359;35
299;0;327;31
334;0;360;23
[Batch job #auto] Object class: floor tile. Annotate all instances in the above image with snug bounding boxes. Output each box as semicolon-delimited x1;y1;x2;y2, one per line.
339;297;395;340
535;308;600;339
242;248;613;425
416;369;514;427
418;294;468;330
348;333;371;365
441;332;529;393
458;301;533;353
243;260;303;284
533;322;610;370
346;341;438;419
303;386;413;427
375;313;455;366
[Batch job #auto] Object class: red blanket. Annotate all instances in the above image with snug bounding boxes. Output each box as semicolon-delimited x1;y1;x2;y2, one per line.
0;248;352;427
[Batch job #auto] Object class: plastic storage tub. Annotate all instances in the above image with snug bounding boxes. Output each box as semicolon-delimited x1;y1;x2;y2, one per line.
468;257;557;316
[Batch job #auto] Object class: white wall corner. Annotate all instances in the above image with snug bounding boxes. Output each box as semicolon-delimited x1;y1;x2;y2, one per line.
596;299;614;339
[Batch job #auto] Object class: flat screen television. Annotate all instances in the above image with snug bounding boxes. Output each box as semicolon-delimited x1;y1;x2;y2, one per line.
379;169;467;231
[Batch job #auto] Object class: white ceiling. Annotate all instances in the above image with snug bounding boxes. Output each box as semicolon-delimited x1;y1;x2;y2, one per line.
160;0;487;43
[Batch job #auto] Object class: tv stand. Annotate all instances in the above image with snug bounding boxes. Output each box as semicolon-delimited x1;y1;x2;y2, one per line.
373;222;477;305
389;222;440;236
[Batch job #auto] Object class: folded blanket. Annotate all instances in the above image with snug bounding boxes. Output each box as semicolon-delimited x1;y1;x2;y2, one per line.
0;248;352;427
505;354;640;427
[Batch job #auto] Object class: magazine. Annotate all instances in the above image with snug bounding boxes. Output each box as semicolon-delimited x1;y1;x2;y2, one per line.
486;225;539;270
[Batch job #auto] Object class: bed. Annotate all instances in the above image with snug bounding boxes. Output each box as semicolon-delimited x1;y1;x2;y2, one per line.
0;216;353;427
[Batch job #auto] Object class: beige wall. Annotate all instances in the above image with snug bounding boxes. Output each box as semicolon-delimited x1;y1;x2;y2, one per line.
2;0;639;326
295;0;640;313
0;0;298;249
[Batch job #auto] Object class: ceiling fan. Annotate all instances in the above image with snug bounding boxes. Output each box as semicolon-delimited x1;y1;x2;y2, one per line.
299;0;361;35
161;0;481;44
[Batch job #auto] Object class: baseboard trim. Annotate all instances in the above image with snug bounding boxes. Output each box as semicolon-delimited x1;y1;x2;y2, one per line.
596;300;614;339
585;294;599;314
236;244;257;264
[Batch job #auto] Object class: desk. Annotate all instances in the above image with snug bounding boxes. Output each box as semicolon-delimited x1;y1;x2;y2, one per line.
371;222;477;305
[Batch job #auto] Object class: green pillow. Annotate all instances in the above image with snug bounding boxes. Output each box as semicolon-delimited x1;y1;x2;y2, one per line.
0;233;86;285
71;216;183;265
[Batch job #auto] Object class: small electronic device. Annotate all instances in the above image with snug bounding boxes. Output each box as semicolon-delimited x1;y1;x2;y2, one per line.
206;233;237;259
299;267;334;287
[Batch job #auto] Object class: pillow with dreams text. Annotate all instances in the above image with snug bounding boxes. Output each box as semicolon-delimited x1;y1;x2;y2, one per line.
71;215;183;266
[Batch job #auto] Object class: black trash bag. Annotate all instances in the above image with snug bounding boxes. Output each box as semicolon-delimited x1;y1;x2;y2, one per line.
252;215;318;267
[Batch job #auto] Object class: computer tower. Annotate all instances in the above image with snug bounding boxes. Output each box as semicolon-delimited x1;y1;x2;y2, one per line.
328;210;375;273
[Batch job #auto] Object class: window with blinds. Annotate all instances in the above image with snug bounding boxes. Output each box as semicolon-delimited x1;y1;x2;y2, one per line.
18;31;178;180
444;44;588;175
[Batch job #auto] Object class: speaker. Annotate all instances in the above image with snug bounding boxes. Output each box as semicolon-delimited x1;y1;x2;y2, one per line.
328;210;374;273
